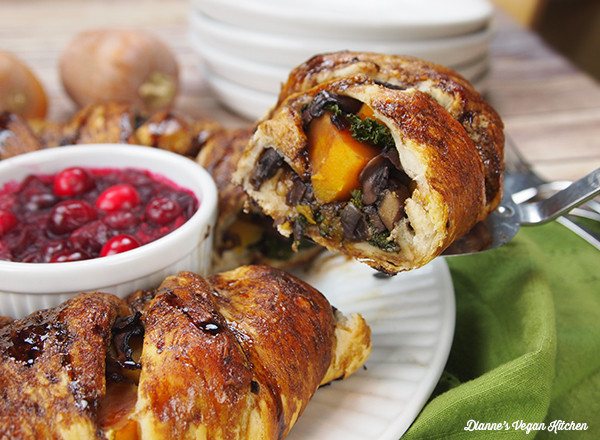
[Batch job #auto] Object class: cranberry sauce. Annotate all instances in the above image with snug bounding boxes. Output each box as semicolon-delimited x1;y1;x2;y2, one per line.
0;166;199;262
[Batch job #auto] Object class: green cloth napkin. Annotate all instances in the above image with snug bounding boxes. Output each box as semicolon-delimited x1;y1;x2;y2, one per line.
402;221;600;439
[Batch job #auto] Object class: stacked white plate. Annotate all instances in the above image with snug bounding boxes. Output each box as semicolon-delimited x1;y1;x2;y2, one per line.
189;0;494;121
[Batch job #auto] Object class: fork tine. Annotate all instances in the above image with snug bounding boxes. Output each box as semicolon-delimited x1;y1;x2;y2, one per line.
503;137;600;249
584;199;600;216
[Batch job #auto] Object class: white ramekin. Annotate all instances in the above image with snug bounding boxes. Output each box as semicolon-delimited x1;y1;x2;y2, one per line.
0;144;218;318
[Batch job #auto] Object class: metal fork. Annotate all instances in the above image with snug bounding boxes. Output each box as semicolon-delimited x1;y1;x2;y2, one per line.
504;137;600;250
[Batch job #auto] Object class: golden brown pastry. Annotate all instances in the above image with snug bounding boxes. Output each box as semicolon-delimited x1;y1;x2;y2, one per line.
0;111;44;159
0;102;224;159
0;292;128;439
196;127;258;269
197;127;323;272
275;51;505;213
234;53;504;274
134;267;370;439
0;266;371;440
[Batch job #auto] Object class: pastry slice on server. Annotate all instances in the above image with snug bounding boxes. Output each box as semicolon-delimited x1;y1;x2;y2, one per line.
275;51;505;214
235;69;502;274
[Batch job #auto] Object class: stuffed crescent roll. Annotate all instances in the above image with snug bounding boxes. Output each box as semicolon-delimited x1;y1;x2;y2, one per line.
235;68;500;274
275;51;505;213
134;267;371;440
0;267;371;439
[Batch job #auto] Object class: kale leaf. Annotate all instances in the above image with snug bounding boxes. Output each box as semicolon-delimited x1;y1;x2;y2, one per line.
348;114;395;148
323;102;394;149
368;231;400;252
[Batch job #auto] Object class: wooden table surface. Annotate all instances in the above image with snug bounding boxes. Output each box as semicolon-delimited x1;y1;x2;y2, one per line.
2;0;600;183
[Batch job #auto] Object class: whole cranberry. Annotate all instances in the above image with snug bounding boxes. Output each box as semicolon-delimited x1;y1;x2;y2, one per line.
69;220;112;254
23;192;58;211
103;210;140;230
96;184;141;212
40;239;69;262
121;169;153;187
18;175;57;211
100;234;141;257
175;192;198;217
12;225;41;258
145;196;182;225
18;175;46;192
49;249;92;263
53;167;95;197
0;209;18;237
47;200;98;235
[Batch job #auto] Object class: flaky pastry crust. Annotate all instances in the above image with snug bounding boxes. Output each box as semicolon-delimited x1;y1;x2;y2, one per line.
235;74;489;273
0;266;371;440
275;51;504;213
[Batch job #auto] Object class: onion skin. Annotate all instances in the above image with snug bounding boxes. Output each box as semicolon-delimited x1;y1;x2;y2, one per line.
0;50;48;119
59;29;179;112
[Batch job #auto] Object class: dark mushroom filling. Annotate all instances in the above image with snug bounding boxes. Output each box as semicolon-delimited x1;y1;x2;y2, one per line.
250;92;415;252
105;311;144;387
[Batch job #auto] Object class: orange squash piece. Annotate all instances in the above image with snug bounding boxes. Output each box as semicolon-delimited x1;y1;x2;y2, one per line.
357;103;375;120
98;382;140;440
227;217;264;249
113;420;139;440
308;112;379;204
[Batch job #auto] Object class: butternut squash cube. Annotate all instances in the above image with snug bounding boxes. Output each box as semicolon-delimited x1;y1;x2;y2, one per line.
308;113;379;204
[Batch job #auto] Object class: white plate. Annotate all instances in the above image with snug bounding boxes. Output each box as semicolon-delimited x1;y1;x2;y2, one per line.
190;31;288;95
190;10;494;69
288;254;455;439
201;68;276;121
191;31;490;97
455;55;490;84
192;0;492;40
470;69;491;95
